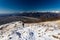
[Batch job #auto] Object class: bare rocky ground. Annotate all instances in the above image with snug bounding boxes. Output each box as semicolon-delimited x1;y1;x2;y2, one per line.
0;20;60;40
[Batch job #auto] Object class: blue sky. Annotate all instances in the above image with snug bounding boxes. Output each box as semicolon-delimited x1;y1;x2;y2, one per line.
0;0;60;13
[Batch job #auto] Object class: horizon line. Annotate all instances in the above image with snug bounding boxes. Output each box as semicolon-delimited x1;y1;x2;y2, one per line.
0;10;60;13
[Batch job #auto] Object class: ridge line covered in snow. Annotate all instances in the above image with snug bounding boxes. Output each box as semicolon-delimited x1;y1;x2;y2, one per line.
0;20;60;40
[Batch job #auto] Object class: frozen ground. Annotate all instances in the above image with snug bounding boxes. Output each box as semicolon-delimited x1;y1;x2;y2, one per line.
0;21;60;40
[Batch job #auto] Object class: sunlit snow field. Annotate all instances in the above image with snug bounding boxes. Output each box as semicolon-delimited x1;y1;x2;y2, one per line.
0;20;60;40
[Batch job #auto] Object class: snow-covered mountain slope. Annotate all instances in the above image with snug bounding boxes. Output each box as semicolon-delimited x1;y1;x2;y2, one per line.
0;20;60;40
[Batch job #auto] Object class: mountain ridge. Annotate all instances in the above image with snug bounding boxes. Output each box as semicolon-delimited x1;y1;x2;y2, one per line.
0;12;60;25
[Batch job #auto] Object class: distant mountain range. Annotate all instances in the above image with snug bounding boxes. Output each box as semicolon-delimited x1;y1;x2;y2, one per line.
0;12;60;25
